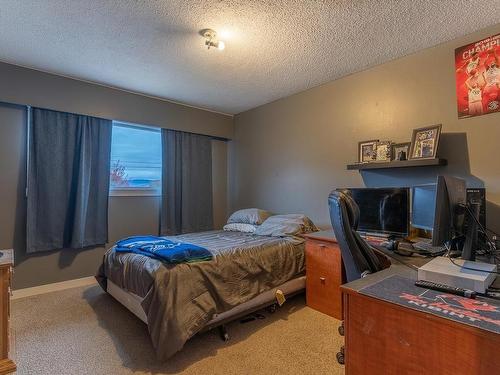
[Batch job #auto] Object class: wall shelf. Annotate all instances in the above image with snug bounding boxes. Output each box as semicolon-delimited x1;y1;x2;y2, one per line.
346;158;447;171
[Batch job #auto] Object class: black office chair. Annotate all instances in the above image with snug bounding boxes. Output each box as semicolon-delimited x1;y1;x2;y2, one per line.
328;189;386;364
328;189;384;281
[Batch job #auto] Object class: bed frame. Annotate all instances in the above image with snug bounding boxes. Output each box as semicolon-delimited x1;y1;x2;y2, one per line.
107;276;306;340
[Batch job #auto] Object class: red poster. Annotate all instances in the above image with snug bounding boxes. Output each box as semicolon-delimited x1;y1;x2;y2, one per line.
455;34;500;118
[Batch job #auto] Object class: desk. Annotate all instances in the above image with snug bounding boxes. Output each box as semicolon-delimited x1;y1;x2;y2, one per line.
341;252;500;374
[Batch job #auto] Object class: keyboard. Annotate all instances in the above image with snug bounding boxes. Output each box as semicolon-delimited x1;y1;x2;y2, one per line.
413;241;446;256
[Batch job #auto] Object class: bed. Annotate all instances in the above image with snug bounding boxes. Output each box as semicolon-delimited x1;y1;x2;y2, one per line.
96;230;306;360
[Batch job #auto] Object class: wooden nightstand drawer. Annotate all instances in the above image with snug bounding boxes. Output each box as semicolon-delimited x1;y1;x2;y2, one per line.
305;237;344;319
306;241;337;269
0;250;15;374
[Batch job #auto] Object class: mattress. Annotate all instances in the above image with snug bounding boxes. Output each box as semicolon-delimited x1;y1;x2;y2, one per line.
97;230;306;360
107;276;306;326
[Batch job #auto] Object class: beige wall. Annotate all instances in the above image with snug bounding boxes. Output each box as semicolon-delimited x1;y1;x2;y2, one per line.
0;61;233;138
230;24;500;234
0;65;230;288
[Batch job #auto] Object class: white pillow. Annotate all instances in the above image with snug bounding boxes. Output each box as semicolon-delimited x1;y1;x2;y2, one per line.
255;214;319;237
227;208;272;225
223;223;257;233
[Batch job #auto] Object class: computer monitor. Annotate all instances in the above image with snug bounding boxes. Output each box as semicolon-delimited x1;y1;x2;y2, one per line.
411;184;437;231
412;176;466;246
348;188;410;237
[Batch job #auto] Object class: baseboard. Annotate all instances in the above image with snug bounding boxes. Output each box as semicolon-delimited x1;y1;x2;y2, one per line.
12;276;98;300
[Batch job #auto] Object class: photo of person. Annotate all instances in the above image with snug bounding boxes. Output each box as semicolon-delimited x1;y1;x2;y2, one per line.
420;138;435;158
456;51;481;74
412;131;433;158
375;141;392;162
465;69;485;116
455;34;500;118
482;47;500;112
409;125;441;160
391;143;410;161
362;145;376;161
358;140;378;163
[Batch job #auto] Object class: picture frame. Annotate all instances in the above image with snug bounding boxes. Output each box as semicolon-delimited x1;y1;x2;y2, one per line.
358;140;379;163
391;142;410;161
409;124;442;160
375;141;392;162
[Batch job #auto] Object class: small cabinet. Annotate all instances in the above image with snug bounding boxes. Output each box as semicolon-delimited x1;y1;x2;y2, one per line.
0;250;16;374
305;236;344;319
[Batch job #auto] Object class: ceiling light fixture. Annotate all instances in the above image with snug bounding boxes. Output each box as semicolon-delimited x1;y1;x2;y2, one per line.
200;29;225;51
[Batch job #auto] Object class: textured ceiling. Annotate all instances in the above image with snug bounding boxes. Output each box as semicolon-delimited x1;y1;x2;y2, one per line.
0;1;499;115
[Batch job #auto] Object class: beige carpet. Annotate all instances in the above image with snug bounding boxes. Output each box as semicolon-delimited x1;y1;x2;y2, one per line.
11;285;344;375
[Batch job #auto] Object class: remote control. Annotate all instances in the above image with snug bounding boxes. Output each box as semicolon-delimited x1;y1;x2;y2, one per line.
415;280;477;299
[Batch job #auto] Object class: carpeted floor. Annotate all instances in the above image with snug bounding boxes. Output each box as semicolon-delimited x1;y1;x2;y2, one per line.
11;285;344;375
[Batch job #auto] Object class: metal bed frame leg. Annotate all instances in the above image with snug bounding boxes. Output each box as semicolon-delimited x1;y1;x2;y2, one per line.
266;303;278;313
218;324;229;342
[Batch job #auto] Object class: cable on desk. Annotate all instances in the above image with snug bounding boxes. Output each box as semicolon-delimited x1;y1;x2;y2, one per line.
484;290;500;300
444;243;500;275
459;203;497;254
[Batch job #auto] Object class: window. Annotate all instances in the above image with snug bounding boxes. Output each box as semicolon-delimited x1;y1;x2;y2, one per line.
110;122;162;196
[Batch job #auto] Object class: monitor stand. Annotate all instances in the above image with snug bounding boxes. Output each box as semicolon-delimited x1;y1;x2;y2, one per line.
462;203;481;261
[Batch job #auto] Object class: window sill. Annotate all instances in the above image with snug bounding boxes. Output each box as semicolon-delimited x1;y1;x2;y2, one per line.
109;188;161;197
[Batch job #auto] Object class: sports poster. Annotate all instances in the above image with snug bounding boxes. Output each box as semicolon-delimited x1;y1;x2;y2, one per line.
455;33;500;118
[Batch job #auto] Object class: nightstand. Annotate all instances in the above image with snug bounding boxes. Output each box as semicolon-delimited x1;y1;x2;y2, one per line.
303;231;345;319
0;250;15;374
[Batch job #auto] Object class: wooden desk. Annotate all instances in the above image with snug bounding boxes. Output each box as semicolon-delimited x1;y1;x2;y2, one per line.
303;231;345;319
0;250;15;374
341;259;500;374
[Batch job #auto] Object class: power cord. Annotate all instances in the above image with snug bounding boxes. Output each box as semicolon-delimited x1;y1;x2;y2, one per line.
444;242;500;275
443;244;500;299
458;203;497;253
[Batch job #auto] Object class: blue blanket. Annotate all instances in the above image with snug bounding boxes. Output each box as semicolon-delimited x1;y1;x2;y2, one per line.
114;236;213;264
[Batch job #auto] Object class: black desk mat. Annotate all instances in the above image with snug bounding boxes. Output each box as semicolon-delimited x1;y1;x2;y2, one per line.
359;275;500;334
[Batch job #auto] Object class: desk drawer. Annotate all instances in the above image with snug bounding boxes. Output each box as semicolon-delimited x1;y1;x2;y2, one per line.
305;240;343;319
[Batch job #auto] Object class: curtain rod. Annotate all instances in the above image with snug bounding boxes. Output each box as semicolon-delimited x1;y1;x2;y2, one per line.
0;101;231;142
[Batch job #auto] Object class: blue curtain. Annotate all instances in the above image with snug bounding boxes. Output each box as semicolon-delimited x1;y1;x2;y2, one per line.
160;129;213;235
27;108;112;253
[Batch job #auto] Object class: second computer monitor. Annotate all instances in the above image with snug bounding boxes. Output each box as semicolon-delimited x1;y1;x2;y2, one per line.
411;185;437;231
412;176;466;246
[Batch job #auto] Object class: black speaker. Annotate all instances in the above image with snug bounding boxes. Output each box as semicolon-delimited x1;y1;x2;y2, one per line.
466;188;486;226
465;188;486;251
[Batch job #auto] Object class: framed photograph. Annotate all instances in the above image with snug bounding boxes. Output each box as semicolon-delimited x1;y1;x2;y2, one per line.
375;141;392;162
358;140;379;163
409;124;442;160
391;142;410;161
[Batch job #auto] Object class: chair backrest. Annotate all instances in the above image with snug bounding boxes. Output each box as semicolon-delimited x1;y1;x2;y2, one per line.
328;189;383;282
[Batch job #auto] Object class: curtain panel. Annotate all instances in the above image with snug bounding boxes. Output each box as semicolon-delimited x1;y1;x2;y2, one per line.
160;129;213;235
27;107;112;253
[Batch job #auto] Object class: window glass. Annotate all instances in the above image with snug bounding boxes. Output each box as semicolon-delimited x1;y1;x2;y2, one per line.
110;122;161;194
